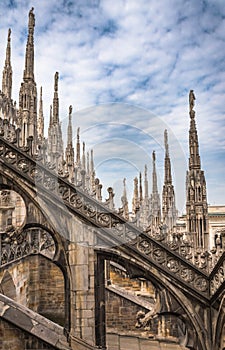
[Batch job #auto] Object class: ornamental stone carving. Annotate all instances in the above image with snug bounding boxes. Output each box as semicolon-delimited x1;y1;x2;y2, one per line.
0;127;223;298
0;227;55;266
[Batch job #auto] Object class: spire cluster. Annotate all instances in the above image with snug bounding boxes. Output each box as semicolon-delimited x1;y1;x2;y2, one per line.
0;9;209;252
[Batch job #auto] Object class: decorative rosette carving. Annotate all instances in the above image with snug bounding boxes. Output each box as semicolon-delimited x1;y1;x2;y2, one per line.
58;185;70;200
0;228;56;266
111;221;125;237
125;229;138;242
137;239;152;255
167;257;180;273
167;240;179;251
96;212;111;227
70;193;83;209
5;150;16;163
30;167;43;182
194;276;208;292
17;158;29;172
83;203;97;218
152;248;166;264
180;267;195;283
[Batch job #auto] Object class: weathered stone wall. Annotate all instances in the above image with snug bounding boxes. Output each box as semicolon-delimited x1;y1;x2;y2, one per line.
105;289;147;332
35;256;65;325
0;258;31;305
105;262;156;332
0;318;55;350
109;262;156;299
0;255;65;325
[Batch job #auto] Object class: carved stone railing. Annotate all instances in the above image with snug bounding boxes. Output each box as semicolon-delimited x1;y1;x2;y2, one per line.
0;115;222;299
209;251;225;298
128;235;209;297
0;118;222;273
0;135;212;298
146;227;207;270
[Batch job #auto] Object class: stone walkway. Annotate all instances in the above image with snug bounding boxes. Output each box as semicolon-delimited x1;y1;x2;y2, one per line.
107;332;188;350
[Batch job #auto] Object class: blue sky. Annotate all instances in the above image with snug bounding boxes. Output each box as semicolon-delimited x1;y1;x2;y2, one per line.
0;0;225;213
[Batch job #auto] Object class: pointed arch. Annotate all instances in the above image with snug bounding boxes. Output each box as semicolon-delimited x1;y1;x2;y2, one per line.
0;270;16;300
96;249;209;350
0;170;72;333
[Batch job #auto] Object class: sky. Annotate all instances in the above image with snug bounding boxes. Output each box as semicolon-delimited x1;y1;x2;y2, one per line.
0;0;225;213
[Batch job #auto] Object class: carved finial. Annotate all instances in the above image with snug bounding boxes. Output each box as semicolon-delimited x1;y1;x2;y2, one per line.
95;178;102;201
90;149;94;172
90;149;96;190
152;150;156;162
144;164;149;199
8;28;11;41
90;148;95;184
164;129;169;157
49;105;53;126
29;7;35;26
87;151;90;174
82;142;86;170
152;150;159;195
121;178;129;220
189;90;195;112
163;129;172;186
2;27;12;98
54;72;59;92
6;28;11;64
52;72;59;124
106;187;115;210
108;187;114;195
139;172;143;203
151;149;161;226
37;86;44;142
67;105;73;147
76;127;80;164
132;176;139;214
23;7;35;81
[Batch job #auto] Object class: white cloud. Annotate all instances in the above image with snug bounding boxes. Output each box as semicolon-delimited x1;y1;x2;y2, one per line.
0;0;224;211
